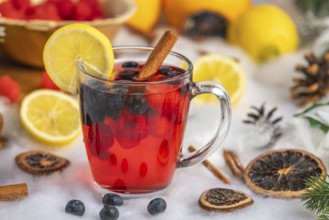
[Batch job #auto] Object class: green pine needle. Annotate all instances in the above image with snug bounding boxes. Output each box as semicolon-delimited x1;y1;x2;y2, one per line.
318;210;329;220
302;175;329;215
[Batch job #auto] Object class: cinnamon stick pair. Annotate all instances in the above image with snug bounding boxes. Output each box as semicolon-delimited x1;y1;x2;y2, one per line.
223;150;245;179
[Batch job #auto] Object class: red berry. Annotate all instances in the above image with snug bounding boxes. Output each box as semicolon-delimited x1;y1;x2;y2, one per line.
146;85;181;115
0;1;25;19
149;113;171;138
56;0;75;20
27;3;61;21
116;110;148;147
88;122;114;159
40;71;60;90
0;75;21;102
11;0;30;10
73;1;92;21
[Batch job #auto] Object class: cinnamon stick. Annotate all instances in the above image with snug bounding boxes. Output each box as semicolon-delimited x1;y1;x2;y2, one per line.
188;146;231;185
138;30;178;79
0;183;28;201
223;150;245;179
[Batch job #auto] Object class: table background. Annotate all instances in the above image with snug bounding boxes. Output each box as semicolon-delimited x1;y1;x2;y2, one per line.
0;0;328;219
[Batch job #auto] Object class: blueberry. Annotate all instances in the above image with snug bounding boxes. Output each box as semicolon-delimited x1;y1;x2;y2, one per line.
159;67;181;78
106;88;128;119
126;95;148;115
102;193;123;206
117;71;137;80
65;199;85;216
159;66;171;75
122;61;139;69
80;83;107;123
147;198;167;216
99;206;119;220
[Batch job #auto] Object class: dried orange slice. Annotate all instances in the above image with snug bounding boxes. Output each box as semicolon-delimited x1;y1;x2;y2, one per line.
199;188;253;212
243;149;327;198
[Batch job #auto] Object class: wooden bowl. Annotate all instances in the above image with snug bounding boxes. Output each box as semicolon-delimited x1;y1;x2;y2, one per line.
0;0;136;68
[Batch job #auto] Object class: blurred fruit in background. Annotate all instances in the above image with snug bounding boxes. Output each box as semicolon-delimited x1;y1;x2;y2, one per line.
0;0;136;67
163;0;251;35
0;0;104;21
127;0;161;32
228;4;299;62
0;75;21;102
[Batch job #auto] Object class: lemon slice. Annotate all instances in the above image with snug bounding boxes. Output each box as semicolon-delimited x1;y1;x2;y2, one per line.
20;89;81;146
43;23;114;94
193;54;246;105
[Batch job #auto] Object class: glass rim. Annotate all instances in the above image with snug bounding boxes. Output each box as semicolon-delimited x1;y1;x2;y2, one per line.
77;46;193;85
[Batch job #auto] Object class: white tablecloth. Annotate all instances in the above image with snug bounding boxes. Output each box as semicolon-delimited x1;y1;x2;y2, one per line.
1;1;328;218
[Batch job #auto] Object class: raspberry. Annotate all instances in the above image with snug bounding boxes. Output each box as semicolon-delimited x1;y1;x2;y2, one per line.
0;1;25;19
146;85;181;115
149;113;171;138
0;75;21;102
56;0;75;20
27;3;61;21
119;110;148;140
11;0;30;10
40;71;60;90
87;122;114;159
73;1;93;21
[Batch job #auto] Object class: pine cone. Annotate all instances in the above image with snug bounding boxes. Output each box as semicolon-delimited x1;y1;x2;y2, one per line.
291;52;329;106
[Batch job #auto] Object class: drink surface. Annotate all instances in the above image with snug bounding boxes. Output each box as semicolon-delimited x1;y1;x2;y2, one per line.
79;61;190;194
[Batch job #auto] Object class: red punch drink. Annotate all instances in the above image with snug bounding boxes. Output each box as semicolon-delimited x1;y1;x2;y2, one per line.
78;46;231;196
80;61;190;194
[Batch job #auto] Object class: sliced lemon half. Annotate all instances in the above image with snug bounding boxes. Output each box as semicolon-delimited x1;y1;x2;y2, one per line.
193;54;246;105
43;23;114;94
20;89;81;146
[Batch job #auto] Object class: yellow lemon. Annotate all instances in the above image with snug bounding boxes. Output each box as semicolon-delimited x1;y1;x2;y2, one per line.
20;89;80;146
228;4;299;62
193;54;246;105
43;23;114;94
127;0;161;32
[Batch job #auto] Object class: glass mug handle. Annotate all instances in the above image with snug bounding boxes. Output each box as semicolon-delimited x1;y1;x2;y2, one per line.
177;81;232;168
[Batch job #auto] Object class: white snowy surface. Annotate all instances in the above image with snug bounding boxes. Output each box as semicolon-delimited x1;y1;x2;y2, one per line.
1;1;329;218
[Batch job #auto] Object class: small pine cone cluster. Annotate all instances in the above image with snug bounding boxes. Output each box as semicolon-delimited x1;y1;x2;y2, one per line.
291;52;329;106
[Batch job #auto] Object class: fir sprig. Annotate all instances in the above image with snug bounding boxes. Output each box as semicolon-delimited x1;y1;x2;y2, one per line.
302;175;329;219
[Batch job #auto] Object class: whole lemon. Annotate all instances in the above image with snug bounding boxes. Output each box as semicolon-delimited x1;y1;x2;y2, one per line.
228;4;299;62
127;0;161;32
163;0;251;30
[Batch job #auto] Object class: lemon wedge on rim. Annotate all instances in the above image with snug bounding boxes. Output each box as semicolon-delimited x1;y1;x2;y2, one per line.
193;54;246;105
43;23;114;94
20;89;81;146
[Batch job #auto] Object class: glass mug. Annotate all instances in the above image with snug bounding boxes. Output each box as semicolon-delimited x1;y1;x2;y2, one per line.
78;46;231;195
